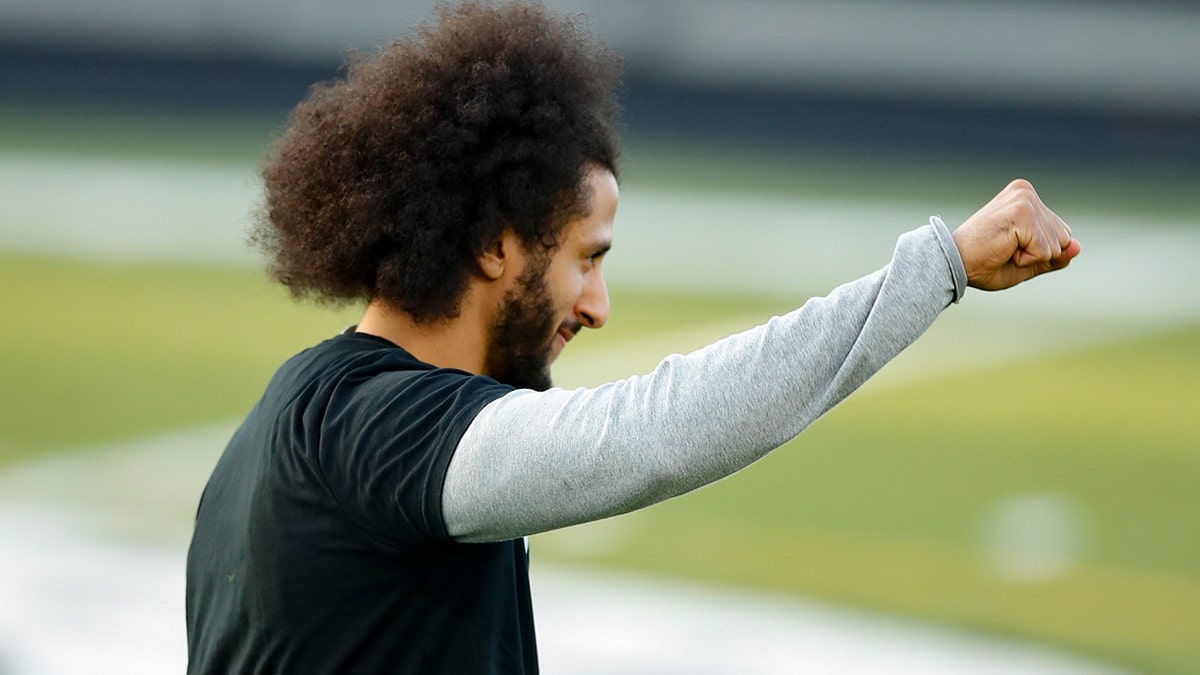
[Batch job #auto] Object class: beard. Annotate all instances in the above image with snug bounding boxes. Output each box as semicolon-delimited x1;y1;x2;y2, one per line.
484;257;559;391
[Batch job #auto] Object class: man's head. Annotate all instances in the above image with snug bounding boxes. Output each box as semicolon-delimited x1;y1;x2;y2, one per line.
253;1;622;323
483;165;616;390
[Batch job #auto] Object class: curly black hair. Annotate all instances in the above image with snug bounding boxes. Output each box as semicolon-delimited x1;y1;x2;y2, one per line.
253;1;623;322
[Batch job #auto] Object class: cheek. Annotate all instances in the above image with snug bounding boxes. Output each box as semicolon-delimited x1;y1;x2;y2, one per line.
546;269;585;317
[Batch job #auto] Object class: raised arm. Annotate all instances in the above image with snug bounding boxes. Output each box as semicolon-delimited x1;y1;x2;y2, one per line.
444;182;1078;543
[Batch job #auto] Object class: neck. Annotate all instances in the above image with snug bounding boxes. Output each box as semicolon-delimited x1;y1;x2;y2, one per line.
354;293;491;375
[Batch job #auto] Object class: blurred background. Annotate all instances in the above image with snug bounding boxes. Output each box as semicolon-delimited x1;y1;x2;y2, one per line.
1;1;1197;673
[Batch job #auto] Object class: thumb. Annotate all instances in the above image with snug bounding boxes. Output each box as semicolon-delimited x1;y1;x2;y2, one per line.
1051;238;1083;270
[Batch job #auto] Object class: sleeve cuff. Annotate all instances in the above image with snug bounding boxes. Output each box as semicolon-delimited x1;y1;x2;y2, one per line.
929;215;968;303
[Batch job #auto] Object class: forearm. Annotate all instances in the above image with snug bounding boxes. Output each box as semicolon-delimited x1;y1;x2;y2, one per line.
443;219;966;543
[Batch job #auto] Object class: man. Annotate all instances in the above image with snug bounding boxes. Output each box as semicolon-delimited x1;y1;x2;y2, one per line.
186;2;1080;673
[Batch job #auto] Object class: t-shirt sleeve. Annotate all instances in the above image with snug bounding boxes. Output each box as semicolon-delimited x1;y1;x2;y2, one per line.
314;366;510;549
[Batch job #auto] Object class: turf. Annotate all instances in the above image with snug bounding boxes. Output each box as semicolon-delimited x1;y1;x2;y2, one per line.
0;255;352;459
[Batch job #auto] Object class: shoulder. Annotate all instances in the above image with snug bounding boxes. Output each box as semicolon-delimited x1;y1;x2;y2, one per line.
271;331;432;395
288;332;512;427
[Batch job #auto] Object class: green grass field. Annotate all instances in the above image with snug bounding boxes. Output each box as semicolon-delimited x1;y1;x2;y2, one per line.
2;106;1198;673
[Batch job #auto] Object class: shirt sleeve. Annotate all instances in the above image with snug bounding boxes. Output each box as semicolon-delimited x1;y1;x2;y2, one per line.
314;366;510;548
442;220;966;543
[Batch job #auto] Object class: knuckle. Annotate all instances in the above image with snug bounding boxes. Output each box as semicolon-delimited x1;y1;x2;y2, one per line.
1008;178;1034;193
1007;197;1036;224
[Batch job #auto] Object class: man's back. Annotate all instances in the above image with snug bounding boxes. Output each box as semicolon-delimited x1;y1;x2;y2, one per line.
185;333;536;674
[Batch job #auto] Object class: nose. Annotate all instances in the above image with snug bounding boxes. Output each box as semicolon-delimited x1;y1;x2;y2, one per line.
575;270;609;329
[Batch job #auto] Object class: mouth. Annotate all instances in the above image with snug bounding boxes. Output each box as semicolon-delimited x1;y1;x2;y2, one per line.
550;324;578;360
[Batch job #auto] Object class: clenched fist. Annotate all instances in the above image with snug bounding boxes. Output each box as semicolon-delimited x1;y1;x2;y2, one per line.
952;179;1081;291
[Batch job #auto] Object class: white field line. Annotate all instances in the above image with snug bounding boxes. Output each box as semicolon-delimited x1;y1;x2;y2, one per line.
2;151;1199;322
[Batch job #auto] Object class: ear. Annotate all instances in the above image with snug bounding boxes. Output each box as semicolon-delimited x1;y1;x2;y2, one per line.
477;228;520;281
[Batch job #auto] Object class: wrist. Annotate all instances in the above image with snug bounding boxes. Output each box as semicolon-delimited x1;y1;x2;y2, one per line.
930;215;968;303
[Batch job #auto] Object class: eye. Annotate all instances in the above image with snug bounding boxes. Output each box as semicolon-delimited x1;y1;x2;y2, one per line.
582;242;610;270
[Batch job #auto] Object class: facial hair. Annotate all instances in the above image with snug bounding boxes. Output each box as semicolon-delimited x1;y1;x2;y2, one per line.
484;257;559;391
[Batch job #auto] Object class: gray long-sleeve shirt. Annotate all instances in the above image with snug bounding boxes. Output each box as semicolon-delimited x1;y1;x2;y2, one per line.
443;217;968;543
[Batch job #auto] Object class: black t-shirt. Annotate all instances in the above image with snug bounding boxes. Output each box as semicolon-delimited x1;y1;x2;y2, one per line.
185;332;536;674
